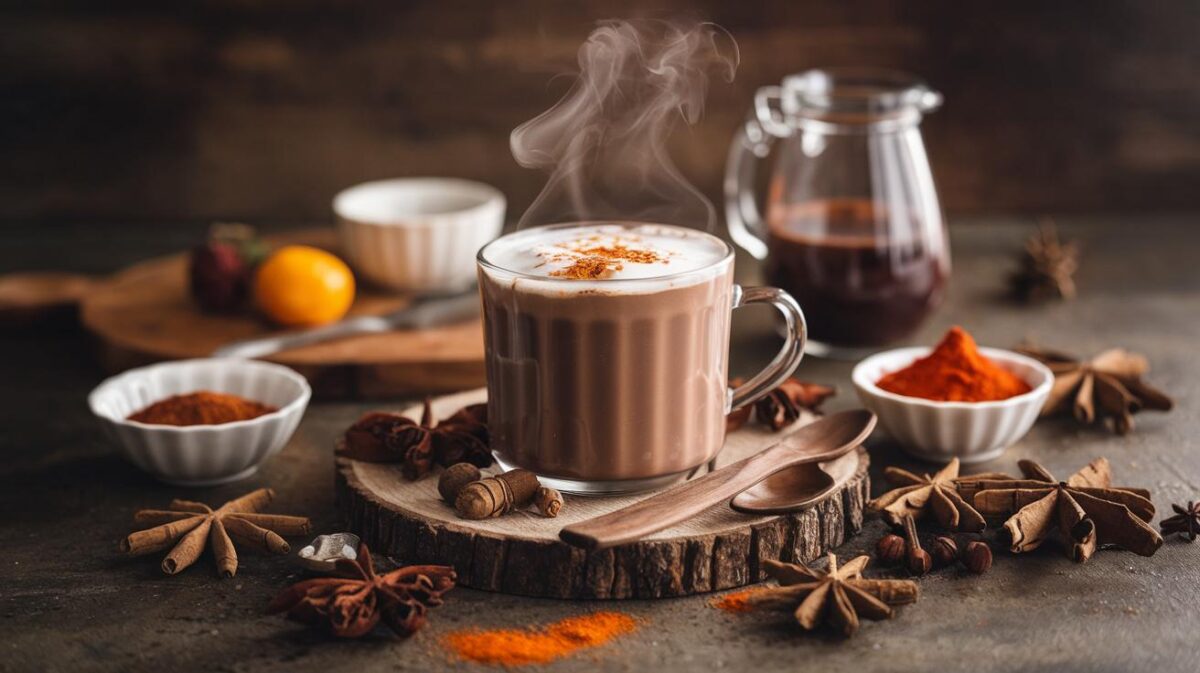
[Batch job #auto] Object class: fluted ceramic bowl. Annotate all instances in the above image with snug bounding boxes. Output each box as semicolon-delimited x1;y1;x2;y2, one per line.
335;177;505;292
88;359;310;485
852;346;1053;464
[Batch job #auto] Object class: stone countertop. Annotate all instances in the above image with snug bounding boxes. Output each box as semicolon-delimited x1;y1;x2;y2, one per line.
1;215;1197;672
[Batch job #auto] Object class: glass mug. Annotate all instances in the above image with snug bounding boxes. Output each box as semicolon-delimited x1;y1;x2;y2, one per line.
726;68;950;358
476;222;807;494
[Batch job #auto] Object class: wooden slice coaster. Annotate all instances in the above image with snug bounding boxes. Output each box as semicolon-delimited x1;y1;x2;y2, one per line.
336;388;870;599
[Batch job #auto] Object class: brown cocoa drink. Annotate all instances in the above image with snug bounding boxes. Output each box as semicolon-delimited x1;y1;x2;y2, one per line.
765;198;947;347
478;223;736;493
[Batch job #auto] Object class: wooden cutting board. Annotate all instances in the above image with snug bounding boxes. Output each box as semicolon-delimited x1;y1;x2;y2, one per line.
80;229;484;398
336;388;870;600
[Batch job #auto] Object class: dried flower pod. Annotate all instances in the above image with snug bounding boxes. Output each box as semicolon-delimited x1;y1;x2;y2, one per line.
455;469;539;520
962;540;992;574
901;516;931;575
438;463;482;504
534;486;563;517
931;536;959;568
875;534;906;564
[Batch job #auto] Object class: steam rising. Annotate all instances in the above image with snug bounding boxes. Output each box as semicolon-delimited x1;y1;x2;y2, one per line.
512;19;738;230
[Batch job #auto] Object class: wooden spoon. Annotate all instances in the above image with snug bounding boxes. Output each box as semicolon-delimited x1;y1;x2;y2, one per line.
729;449;863;514
559;409;876;550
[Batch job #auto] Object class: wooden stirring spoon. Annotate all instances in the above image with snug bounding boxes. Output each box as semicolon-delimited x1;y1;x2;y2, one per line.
559;409;876;550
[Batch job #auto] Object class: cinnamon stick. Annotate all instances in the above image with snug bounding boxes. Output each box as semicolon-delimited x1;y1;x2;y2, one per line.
216;488;275;514
229;512;311;536
169;499;213;514
163;518;212;574
121;515;205;556
223;515;290;554
209;519;238;578
854;579;919;605
133;510;201;526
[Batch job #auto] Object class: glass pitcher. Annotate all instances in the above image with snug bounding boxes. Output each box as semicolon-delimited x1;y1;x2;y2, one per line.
725;68;950;357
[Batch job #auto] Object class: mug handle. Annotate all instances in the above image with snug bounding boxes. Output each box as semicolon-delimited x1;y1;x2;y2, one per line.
728;284;807;411
724;85;792;261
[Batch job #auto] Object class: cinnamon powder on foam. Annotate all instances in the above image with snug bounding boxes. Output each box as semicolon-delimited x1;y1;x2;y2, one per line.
546;241;669;279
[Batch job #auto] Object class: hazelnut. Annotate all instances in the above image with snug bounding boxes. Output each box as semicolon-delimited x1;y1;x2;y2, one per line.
962;540;993;574
438;462;482;504
931;536;959;568
875;534;906;564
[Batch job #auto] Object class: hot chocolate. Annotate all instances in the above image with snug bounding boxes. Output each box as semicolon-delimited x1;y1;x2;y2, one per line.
478;223;735;492
764;199;947;348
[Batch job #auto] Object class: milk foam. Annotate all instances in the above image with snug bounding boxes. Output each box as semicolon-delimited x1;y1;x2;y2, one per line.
481;224;729;292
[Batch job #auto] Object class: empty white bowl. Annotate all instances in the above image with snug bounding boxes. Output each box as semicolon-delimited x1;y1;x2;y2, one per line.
335;177;505;293
852;346;1053;464
88;359;311;486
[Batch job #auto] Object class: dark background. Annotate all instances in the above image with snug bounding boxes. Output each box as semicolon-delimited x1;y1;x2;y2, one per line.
2;0;1198;229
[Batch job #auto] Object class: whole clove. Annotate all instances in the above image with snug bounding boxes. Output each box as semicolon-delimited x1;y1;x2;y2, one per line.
455;469;539;520
900;516;932;575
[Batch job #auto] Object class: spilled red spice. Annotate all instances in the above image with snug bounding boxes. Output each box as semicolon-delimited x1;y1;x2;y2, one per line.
709;586;771;614
876;326;1032;402
549;244;667;279
127;391;277;426
442;612;639;666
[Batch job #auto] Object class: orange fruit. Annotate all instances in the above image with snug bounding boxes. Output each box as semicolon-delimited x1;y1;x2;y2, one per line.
254;245;355;327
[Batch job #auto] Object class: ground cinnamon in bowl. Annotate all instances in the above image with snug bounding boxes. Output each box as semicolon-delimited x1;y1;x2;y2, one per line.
127;391;277;426
876;326;1032;402
442;611;639;666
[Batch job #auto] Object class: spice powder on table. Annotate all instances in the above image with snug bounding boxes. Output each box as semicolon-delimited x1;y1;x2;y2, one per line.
442;611;639;666
127;391;277;426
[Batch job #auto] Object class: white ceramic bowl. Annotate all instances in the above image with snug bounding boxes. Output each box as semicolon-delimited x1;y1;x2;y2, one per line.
88;359;311;486
335;177;505;292
852;346;1053;464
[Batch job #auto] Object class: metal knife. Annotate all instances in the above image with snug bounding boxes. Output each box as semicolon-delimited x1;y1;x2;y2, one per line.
211;289;480;359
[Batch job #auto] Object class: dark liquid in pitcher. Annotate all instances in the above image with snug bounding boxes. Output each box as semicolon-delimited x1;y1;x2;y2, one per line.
765;198;947;347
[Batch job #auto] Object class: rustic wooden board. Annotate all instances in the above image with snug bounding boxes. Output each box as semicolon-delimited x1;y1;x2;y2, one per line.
336;388;870;599
79;229;485;398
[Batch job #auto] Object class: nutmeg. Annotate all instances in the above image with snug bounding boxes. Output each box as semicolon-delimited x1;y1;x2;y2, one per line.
931;536;959;568
438;462;482;504
962;540;992;574
875;534;906;564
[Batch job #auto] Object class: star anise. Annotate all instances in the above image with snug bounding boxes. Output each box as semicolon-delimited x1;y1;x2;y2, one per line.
967;458;1162;563
725;377;837;433
867;458;1011;532
268;543;455;638
745;554;919;638
1018;345;1173;435
1009;220;1080;302
338;399;491;479
1160;501;1200;542
120;488;312;578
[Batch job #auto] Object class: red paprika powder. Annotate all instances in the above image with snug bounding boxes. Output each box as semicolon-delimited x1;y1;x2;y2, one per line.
876;327;1031;402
